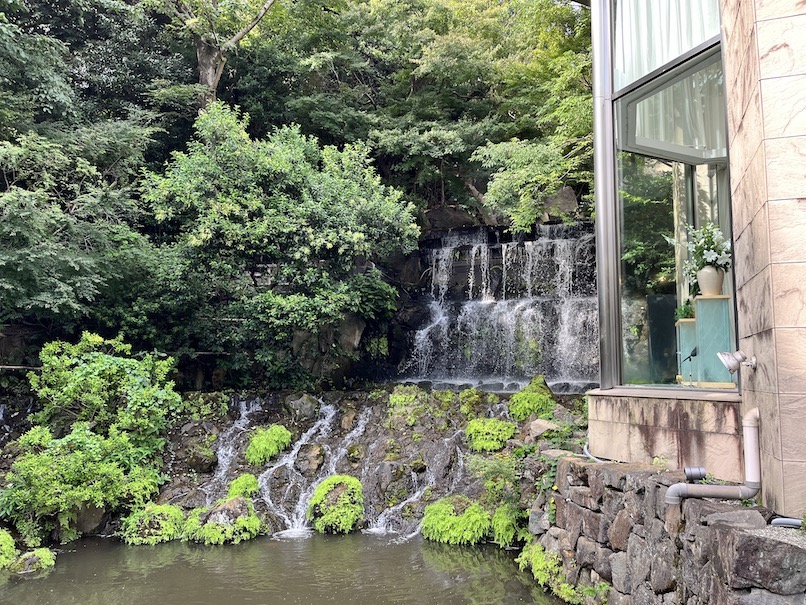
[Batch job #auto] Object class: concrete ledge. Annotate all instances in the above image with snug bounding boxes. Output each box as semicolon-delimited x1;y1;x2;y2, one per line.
588;392;744;482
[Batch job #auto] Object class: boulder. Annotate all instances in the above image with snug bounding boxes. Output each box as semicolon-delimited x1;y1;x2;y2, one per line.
285;393;319;423
295;443;324;476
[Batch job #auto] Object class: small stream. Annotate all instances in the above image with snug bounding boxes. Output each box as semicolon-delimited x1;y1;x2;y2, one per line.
0;535;565;605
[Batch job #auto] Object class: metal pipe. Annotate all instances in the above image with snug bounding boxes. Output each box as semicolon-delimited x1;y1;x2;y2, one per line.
666;408;760;505
771;518;803;529
584;442;605;463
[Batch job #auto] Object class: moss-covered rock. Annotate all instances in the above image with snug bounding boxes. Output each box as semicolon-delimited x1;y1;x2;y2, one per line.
508;375;556;421
245;424;292;466
227;473;259;498
306;475;364;534
184;497;264;545
421;495;491;545
120;503;186;545
7;548;56;573
465;418;517;452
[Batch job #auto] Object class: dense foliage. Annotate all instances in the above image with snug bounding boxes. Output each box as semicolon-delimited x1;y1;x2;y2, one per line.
245;424;293;466
420;495;491;545
508;375;556;421
464;418;517;452
120;503;186;545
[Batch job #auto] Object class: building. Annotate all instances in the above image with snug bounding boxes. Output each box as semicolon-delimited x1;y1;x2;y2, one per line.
588;0;806;517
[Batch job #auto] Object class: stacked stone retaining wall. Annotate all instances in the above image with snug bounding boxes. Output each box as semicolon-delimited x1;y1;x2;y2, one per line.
528;455;806;604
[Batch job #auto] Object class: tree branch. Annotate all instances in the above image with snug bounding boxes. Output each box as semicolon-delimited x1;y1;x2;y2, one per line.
223;0;277;51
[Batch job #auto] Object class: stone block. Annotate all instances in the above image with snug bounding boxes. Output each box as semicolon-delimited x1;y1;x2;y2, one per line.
731;529;806;594
650;538;678;593
588;466;606;501
569;485;601;511
565;500;584;547
603;488;626;518
624;489;646;525
735;588;806;605
627;533;652;592
595;544;614;582
582;508;609;544
601;463;629;490
611;551;631;594
529;418;559;439
705;509;767;531
608;509;633;551
554;495;567;528
632;584;663;605
576;535;597;567
528;508;550;536
607;588;631;605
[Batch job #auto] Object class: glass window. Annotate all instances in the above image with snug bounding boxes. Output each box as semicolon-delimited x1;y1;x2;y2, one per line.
614;0;721;90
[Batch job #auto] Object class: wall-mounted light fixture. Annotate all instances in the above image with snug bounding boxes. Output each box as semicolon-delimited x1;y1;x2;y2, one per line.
717;350;757;374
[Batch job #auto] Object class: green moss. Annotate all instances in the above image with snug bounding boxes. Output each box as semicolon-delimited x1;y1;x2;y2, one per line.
0;529;19;569
516;540;583;604
421;496;491;545
306;475;364;534
183;498;263;545
508;376;555;421
245;424;292;466
227;473;259;498
431;390;456;410
7;548;56;573
459;388;483;418
387;385;428;426
120;504;186;545
465;418;517;452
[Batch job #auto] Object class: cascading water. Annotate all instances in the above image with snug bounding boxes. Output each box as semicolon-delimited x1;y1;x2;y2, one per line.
405;224;599;393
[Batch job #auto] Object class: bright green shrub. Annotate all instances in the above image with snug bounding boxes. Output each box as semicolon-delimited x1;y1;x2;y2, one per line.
183;498;263;545
491;503;527;547
508;375;555;421
465;418;517;452
0;423;163;546
0;529;19;569
420;496;491;545
516;540;583;604
245;425;292;466
459;388;483;418
228;473;259;498
120;504;186;545
29;332;181;450
7;548;56;573
306;475;364;534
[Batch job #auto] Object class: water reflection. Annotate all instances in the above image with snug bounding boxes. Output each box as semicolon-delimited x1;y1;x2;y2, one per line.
0;535;564;605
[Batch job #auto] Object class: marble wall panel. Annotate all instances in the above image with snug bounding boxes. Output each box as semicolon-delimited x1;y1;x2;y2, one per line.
729;90;764;183
739;329;778;392
734;203;770;287
768;198;806;262
775;327;806;392
761;451;784;513
753;0;806;21
730;144;767;235
757;13;806;79
736;266;774;336
765;136;806;200
753;390;781;460
779;394;806;461
761;75;806;138
772;263;806;326
782;460;806;516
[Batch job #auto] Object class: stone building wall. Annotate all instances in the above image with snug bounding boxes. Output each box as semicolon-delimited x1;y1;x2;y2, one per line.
529;455;806;604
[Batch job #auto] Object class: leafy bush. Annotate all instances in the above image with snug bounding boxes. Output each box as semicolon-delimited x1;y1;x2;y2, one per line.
491;503;527;548
420;496;491;545
120;504;186;545
183;498;263;545
508;375;555;421
0;529;19;569
245;425;292;466
29;332;181;450
516;540;583;604
465;418;517;452
0;423;163;545
306;475;364;534
228;473;259;498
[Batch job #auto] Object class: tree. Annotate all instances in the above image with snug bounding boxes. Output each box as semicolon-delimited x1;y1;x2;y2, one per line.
150;0;283;105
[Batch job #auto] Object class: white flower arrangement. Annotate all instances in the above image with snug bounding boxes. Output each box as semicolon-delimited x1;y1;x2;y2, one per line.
684;222;731;277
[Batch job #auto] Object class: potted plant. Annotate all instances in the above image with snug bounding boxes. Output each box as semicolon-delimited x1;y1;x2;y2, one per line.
684;222;732;296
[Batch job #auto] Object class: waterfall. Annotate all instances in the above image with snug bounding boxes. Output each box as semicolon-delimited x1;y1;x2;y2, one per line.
405;224;599;393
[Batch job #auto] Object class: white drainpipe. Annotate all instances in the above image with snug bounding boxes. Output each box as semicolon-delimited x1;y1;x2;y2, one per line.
665;408;760;505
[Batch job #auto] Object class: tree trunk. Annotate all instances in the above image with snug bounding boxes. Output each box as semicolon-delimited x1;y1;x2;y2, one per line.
196;36;226;108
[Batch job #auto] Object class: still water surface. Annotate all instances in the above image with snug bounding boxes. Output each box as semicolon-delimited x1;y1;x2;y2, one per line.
0;534;564;605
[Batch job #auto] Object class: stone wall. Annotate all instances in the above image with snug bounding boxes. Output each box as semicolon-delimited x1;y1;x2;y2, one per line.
529;455;806;604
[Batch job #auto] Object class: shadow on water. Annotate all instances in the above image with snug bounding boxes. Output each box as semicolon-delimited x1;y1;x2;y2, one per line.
0;535;564;605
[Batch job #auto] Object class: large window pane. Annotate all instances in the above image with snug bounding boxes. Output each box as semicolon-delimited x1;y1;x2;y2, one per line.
614;0;721;90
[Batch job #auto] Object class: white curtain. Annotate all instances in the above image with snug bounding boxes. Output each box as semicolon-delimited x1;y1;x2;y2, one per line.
614;0;722;90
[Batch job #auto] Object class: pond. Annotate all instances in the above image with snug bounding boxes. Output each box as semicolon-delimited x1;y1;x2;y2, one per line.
0;534;565;605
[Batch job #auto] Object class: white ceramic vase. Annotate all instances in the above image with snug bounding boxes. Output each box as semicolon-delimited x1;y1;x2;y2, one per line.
697;265;724;296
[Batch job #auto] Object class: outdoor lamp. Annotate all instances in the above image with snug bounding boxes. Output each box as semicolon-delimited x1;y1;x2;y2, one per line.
717;350;757;374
